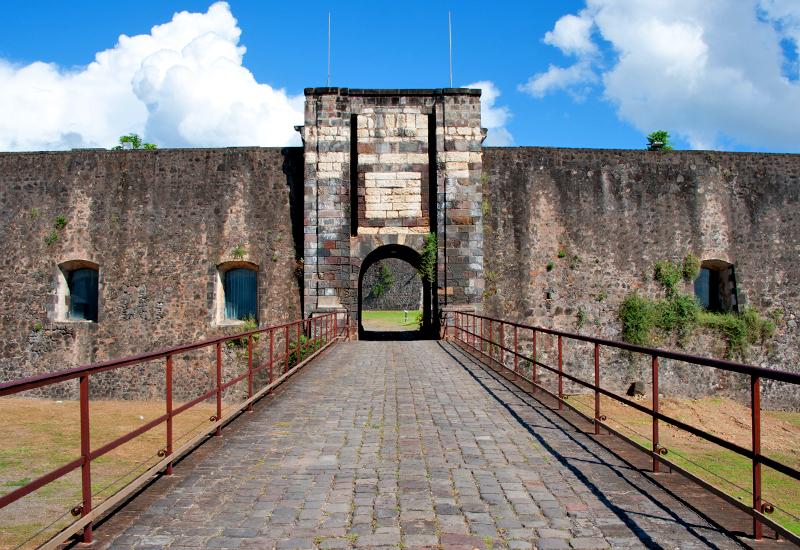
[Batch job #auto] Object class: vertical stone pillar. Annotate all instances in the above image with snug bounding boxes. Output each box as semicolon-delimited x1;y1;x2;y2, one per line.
303;90;352;318
437;91;484;310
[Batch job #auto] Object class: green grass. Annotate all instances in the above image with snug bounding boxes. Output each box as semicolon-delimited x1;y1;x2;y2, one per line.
566;394;800;535
665;450;800;534
361;310;419;328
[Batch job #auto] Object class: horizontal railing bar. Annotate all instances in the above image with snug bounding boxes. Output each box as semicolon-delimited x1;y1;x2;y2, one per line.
221;372;249;391
0;457;83;509
36;335;340;550
452;337;800;546
0;314;336;396
457;312;800;383
453;324;800;481
90;414;168;461
172;389;216;417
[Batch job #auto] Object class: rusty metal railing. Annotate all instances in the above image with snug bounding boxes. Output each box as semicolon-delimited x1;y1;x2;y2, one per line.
0;312;345;548
448;311;800;544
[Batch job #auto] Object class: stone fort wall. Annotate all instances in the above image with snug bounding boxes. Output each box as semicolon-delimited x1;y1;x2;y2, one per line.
361;259;422;311
0;144;798;406
0;147;303;399
482;147;800;409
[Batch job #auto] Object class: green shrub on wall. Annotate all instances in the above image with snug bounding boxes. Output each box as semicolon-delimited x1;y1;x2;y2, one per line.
682;252;701;281
619;256;776;358
654;260;682;295
619;294;656;345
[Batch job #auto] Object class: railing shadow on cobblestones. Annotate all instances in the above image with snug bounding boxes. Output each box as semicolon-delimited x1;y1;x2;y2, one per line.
439;341;749;550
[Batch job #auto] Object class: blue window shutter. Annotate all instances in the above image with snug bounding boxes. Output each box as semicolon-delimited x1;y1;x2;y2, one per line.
224;268;257;321
68;268;99;321
694;267;710;310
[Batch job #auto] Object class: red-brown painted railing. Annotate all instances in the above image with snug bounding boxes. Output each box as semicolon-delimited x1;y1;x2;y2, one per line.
0;312;346;548
448;311;800;544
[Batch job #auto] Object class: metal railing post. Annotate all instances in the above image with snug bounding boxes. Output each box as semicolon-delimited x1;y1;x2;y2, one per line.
557;335;563;410
284;325;290;373
488;319;492;359
532;329;537;392
247;335;254;413
79;374;92;543
472;315;476;349
269;328;274;391
752;374;762;540
297;322;302;362
513;325;518;375
499;322;505;367
166;355;174;474
652;355;660;473
594;343;601;435
215;342;222;436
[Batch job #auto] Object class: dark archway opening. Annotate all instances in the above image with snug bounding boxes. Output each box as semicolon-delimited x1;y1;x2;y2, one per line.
358;244;434;340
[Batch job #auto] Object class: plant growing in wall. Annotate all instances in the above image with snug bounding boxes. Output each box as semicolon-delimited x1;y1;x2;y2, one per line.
418;233;437;282
231;244;246;260
653;259;682;295
619;256;775;357
682;252;701;281
576;307;587;330
226;315;259;349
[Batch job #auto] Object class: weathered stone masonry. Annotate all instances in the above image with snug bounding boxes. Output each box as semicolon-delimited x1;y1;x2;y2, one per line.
301;88;485;332
482;147;800;408
0;148;302;397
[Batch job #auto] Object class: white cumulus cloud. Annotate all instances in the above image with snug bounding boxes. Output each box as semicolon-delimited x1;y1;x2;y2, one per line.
521;0;800;151
544;13;597;56
518;61;597;100
466;81;513;146
0;2;303;151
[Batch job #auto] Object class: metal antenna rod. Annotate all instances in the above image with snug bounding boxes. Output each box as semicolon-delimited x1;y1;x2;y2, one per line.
327;12;331;86
448;12;453;87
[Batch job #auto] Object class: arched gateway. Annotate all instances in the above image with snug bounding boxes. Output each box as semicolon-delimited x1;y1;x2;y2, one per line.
299;88;486;337
358;244;432;339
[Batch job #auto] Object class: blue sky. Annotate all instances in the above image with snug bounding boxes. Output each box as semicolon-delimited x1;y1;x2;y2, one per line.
0;1;798;152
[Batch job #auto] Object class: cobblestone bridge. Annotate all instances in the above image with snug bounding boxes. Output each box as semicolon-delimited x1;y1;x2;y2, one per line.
97;341;750;550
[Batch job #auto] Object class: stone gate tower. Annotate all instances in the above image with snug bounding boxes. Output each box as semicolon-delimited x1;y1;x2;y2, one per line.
301;88;484;336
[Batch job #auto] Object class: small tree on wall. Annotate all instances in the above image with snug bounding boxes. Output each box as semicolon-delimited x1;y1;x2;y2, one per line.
646;130;673;151
112;133;157;150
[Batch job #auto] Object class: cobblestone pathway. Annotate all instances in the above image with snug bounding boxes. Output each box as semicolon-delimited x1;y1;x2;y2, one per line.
103;341;742;549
